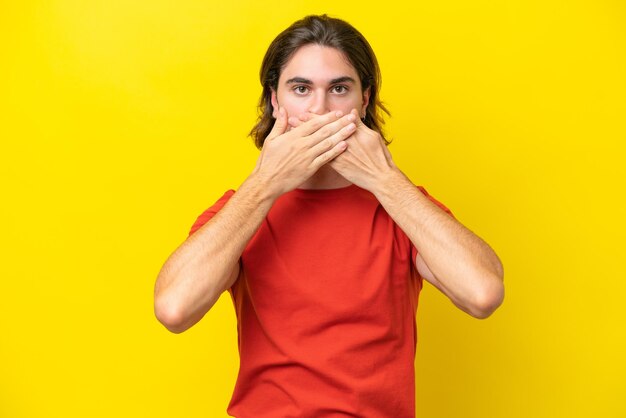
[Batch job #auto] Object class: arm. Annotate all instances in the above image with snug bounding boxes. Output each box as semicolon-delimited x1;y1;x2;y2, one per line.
154;109;356;333
328;109;504;319
373;169;504;319
154;174;276;334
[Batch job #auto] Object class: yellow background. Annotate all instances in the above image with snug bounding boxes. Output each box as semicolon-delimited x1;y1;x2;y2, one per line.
1;1;624;417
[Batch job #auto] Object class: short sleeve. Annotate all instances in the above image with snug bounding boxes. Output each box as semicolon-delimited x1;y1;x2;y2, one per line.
188;190;236;237
411;186;455;262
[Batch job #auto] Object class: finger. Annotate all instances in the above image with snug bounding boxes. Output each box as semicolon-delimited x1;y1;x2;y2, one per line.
308;119;356;157
351;108;365;127
266;107;288;141
298;112;315;122
293;110;345;137
289;111;322;127
311;139;348;169
304;112;356;146
288;116;304;128
382;143;394;165
287;112;317;130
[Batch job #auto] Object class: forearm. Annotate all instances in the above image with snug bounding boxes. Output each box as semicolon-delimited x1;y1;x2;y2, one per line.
154;173;276;332
371;168;504;313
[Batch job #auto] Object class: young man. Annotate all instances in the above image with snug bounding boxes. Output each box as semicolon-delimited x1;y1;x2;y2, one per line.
154;14;504;417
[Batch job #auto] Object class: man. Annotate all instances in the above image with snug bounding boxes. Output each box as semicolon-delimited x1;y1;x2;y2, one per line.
154;14;504;417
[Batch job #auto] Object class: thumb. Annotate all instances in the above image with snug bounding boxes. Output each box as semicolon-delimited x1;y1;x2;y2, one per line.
382;143;394;165
352;108;365;127
266;107;288;141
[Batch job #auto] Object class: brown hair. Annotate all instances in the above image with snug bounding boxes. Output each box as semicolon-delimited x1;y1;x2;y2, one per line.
249;14;391;149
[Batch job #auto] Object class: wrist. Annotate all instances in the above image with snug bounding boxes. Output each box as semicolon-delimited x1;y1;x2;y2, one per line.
243;172;282;204
370;166;408;201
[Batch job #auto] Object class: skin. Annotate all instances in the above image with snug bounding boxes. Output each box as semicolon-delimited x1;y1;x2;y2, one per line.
154;44;504;334
270;44;369;190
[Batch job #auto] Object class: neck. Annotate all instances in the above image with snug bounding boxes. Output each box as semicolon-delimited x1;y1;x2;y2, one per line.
297;165;352;190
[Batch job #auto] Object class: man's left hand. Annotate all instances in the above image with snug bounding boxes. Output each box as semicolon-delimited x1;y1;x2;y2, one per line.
328;108;396;192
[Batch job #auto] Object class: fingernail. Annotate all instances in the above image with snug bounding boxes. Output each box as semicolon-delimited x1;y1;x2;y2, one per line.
335;110;344;117
347;113;356;122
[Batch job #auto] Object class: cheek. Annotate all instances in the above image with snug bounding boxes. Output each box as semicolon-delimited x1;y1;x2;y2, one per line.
329;96;362;113
279;99;304;129
278;95;308;118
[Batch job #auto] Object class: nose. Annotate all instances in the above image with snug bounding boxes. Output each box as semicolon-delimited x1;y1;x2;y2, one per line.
307;89;329;115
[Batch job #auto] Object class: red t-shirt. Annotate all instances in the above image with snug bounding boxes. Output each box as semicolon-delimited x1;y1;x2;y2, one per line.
189;184;453;418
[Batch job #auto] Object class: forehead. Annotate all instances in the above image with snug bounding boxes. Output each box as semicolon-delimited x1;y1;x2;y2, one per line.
279;44;359;84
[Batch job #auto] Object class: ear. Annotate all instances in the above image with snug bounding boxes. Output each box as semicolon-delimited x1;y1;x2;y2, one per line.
361;86;371;118
270;89;279;118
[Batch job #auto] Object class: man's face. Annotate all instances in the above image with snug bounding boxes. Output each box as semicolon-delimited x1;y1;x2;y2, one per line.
271;44;370;125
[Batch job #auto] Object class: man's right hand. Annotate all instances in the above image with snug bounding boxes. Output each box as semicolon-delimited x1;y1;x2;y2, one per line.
252;108;357;198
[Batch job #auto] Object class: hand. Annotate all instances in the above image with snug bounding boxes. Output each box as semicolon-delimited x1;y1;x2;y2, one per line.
252;108;358;198
289;108;396;192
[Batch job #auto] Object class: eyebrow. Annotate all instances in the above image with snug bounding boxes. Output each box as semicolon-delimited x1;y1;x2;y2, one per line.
285;76;356;85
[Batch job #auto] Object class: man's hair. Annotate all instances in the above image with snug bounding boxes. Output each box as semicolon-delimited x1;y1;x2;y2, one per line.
249;14;391;149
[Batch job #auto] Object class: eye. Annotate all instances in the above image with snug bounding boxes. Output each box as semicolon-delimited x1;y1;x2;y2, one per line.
293;85;309;95
331;85;349;94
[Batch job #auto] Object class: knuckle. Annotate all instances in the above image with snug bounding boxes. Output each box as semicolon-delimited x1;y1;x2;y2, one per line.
319;125;332;137
309;118;323;130
318;152;331;164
